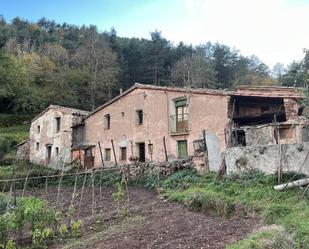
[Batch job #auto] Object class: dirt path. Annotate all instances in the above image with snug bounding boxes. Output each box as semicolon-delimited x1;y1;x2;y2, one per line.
21;186;257;249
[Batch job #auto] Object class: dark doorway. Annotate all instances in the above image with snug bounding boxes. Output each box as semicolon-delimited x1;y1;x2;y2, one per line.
46;146;52;164
137;143;145;162
84;147;94;169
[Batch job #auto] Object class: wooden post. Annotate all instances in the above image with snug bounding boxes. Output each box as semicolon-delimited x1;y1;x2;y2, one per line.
149;140;153;162
202;130;209;171
98;142;105;168
111;139;118;165
130;141;134;157
274;114;282;183
78;149;82;166
163;137;168;162
202;130;207;152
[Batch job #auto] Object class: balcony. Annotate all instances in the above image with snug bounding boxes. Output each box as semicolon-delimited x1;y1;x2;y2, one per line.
169;114;189;135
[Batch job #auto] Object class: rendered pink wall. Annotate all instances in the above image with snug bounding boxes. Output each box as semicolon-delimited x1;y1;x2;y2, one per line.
83;88;230;169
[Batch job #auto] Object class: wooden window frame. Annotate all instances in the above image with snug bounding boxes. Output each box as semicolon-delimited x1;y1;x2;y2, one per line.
120;147;127;161
105;148;111;161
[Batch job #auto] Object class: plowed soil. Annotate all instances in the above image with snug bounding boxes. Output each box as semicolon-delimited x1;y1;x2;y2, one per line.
22;186;257;249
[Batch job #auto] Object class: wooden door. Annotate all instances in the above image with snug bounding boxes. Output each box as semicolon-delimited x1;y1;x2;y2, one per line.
177;140;188;159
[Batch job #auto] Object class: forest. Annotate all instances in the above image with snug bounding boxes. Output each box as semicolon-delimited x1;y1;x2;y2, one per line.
0;16;308;113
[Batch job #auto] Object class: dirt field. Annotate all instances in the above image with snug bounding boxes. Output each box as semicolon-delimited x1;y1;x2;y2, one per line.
21;186;258;249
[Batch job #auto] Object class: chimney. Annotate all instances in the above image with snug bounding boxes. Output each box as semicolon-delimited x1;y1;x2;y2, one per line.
120;88;123;95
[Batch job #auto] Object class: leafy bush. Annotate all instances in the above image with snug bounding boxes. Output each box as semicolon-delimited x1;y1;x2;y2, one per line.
0;196;62;247
70;220;82;237
4;239;17;249
162;168;204;189
32;227;54;248
0;194;10;215
59;224;69;238
132;172;160;189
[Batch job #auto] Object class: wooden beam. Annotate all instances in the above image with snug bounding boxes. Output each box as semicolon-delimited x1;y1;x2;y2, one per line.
274;178;309;191
163;137;168;162
98;142;105;168
111;139;117;165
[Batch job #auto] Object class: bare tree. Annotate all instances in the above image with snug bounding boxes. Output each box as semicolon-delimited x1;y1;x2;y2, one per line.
171;53;216;89
74;31;119;110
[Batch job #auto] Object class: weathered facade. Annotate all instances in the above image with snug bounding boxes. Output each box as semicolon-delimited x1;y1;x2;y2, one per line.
29;105;88;169
24;83;308;176
72;84;230;170
225;86;309;175
16;139;30;161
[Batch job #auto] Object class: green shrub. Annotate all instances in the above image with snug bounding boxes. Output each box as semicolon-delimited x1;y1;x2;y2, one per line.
5;239;16;249
183;189;235;217
0;195;63;247
70;220;82;237
0;137;11;160
59;224;69;238
162;168;204;189
32;228;54;248
0;194;10;215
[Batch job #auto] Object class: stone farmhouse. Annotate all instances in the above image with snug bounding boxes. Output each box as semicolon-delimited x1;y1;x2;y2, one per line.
20;83;309;175
71;83;309;175
72;83;229;170
28;105;88;168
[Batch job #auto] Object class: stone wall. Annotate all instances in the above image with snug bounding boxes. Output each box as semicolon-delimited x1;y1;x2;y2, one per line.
16;140;30;161
225;142;309;175
245;125;275;146
119;157;195;177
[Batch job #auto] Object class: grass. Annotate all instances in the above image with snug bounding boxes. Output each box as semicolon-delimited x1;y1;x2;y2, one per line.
0;113;32;146
147;169;309;249
228;225;295;249
0;114;31;164
0;124;30;144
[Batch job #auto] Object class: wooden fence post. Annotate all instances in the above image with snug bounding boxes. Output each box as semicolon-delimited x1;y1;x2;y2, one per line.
98;142;105;168
163;137;168;162
111;139;118;165
202;129;209;170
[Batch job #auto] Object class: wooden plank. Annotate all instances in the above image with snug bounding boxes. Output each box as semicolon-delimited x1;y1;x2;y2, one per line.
98;141;105;168
111;139;118;165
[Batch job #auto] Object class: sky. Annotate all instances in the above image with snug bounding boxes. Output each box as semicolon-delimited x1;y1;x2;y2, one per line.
1;0;309;68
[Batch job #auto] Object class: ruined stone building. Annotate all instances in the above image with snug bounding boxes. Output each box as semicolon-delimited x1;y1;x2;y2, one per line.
23;84;309;176
226;86;309;175
28;105;88;168
72;83;309;175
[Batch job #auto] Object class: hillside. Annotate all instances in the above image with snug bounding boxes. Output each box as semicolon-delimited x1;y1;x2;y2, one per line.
1;17;307;115
0;113;32;164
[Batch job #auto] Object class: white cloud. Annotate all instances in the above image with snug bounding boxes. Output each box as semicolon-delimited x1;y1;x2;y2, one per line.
160;0;309;67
